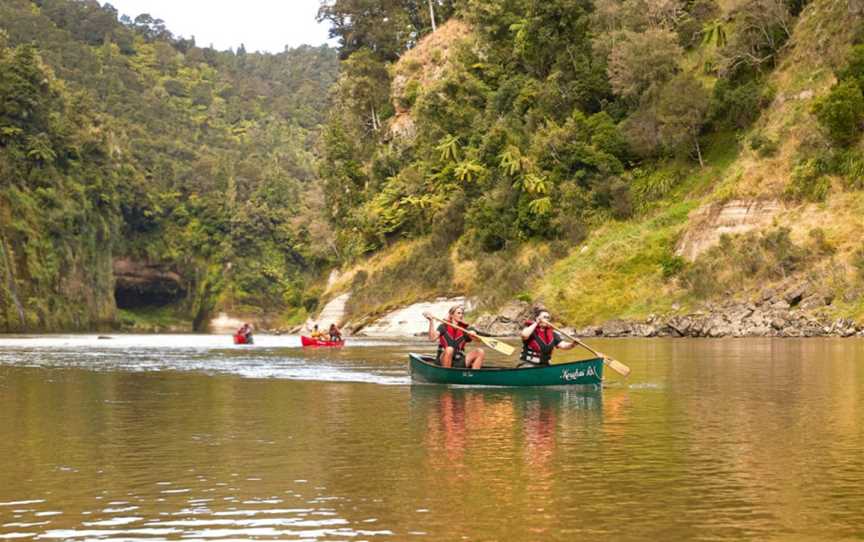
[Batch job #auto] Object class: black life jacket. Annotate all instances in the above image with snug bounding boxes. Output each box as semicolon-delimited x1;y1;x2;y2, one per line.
520;322;559;365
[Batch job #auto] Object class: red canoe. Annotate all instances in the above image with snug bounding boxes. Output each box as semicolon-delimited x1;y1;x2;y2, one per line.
233;334;253;345
301;335;344;347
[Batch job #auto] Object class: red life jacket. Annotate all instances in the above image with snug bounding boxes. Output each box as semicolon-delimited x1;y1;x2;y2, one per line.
438;320;472;352
521;321;559;365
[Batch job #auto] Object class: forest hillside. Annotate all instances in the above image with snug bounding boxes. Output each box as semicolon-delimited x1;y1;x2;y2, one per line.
3;0;864;334
0;0;338;331
315;0;864;335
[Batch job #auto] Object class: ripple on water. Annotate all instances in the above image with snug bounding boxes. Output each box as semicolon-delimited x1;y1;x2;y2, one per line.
0;337;412;385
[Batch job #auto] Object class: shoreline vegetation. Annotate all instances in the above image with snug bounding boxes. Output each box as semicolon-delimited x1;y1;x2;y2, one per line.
108;290;863;338
3;1;864;335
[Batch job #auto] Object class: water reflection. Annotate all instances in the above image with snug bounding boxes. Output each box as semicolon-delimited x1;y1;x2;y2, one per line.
1;337;863;540
412;386;602;477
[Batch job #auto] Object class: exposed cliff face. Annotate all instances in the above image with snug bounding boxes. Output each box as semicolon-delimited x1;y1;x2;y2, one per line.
0;230;116;332
388;19;473;142
306;293;351;330
676;200;782;261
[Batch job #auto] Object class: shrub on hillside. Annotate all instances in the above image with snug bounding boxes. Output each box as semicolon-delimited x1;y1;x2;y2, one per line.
396;79;421;110
836;150;864;189
812;80;864;146
749;133;779;157
808;228;835;257
592;176;633;219
681;227;810;296
853;245;864;280
838;44;864;90
630;167;684;209
710;78;775;129
659;253;686;279
783;158;831;202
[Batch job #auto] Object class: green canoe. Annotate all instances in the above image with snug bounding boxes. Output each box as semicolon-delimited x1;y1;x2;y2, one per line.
409;353;603;388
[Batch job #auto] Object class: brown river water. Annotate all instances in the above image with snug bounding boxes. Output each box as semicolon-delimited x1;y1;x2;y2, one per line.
0;335;862;541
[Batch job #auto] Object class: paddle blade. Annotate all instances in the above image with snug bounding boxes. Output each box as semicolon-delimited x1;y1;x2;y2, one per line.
605;357;631;377
480;336;515;356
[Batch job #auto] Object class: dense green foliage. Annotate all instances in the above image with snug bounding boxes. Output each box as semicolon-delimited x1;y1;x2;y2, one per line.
8;0;860;331
0;0;339;330
0;39;118;329
319;0;457;60
785;43;864;202
813;80;864;146
813;44;864;147
318;0;799;301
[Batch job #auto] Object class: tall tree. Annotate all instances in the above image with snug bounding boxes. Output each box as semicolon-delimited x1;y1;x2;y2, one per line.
317;0;415;60
607;28;683;101
656;73;709;166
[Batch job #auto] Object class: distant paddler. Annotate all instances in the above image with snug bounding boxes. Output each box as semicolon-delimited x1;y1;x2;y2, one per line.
235;322;254;345
310;324;326;340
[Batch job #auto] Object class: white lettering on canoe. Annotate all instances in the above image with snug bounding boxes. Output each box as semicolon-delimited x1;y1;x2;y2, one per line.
561;366;597;381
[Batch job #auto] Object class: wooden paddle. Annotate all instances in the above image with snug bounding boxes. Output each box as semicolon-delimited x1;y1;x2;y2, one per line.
547;323;631;377
427;315;515;356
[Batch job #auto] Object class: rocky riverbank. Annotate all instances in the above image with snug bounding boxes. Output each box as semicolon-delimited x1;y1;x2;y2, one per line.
287;279;862;339
474;283;863;339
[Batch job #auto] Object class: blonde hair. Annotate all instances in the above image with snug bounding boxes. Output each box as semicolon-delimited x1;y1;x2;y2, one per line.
448;305;464;318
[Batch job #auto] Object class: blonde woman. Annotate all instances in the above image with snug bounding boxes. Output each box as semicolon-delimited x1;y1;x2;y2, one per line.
423;305;485;369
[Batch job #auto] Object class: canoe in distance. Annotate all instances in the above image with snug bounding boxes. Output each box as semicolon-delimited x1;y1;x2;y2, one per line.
301;336;345;347
233;334;253;345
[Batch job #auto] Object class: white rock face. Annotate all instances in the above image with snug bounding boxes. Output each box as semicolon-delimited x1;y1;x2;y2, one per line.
209;312;245;333
360;297;475;337
676;199;781;261
306;293;351;331
326;269;342;289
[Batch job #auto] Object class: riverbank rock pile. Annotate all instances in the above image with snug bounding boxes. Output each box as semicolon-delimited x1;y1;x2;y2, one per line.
278;281;860;339
473;301;533;336
572;283;861;338
470;282;862;339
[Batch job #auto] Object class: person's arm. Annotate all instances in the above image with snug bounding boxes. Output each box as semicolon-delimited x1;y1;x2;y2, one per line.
467;325;490;337
521;320;539;341
423;312;439;342
555;331;575;350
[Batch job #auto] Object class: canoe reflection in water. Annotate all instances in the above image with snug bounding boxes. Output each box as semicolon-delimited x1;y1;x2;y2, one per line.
408;387;603;538
411;386;603;478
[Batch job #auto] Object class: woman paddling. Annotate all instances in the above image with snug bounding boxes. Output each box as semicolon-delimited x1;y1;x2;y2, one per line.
519;308;575;367
423;305;485;369
310;324;326;340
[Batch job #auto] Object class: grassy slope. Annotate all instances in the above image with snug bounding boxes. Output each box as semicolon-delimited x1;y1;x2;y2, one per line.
537;133;741;325
538;0;864;325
